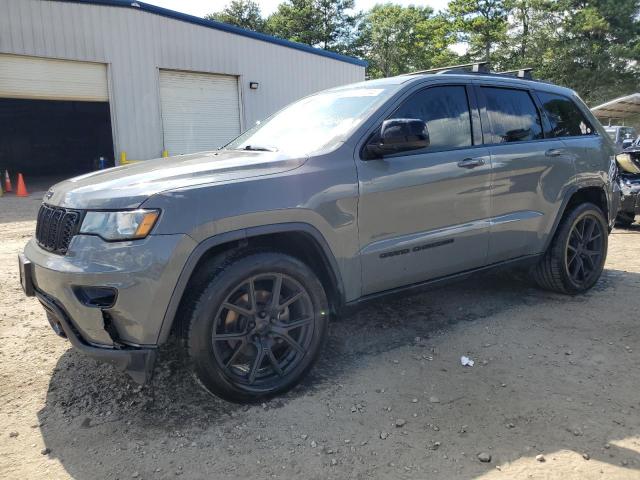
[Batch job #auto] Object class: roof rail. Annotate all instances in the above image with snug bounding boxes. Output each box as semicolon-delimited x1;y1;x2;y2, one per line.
402;63;537;81
404;62;490;76
496;68;534;79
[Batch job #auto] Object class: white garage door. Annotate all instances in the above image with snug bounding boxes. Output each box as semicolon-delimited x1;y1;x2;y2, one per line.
159;70;241;155
0;54;108;101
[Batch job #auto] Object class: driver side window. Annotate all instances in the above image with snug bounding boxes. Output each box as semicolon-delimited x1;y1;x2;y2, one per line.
390;85;473;151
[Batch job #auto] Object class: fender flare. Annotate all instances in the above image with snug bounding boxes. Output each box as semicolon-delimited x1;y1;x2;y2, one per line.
542;182;610;253
156;222;345;344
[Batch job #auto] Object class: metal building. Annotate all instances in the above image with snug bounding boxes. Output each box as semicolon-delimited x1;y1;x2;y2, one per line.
0;0;366;178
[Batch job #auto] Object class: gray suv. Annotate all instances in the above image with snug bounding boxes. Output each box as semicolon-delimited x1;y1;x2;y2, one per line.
19;70;619;402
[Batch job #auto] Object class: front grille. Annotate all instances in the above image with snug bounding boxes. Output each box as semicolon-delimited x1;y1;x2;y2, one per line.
35;204;82;255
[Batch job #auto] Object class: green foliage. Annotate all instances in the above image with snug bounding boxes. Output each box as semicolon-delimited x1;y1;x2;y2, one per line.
447;0;511;63
496;0;640;105
205;0;640;107
265;0;359;53
205;0;265;32
355;4;458;78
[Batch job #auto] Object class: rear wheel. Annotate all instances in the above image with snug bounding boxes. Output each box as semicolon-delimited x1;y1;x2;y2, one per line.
186;251;329;402
533;203;608;294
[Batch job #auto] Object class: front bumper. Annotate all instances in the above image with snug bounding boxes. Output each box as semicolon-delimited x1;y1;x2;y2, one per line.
23;233;196;345
21;232;197;382
37;290;157;384
619;174;640;215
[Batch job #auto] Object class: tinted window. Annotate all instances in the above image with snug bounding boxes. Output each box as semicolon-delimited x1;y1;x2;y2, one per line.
391;86;472;150
537;92;594;137
481;87;543;143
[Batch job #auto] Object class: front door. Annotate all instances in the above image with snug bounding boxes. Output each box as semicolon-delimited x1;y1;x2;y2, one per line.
356;84;492;295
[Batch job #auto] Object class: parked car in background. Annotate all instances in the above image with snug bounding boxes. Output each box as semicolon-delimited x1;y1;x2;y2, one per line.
20;66;620;402
616;135;640;227
605;125;638;151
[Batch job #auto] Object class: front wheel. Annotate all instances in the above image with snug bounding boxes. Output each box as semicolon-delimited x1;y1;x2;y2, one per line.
186;251;329;402
533;203;608;294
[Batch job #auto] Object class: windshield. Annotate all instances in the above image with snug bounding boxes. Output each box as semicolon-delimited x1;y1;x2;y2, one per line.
605;128;617;140
225;85;398;156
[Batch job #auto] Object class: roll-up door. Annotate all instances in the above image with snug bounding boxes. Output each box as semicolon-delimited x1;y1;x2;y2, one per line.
159;70;241;155
0;54;108;101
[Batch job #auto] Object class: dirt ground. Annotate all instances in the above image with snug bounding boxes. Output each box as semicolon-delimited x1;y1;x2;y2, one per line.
1;191;640;480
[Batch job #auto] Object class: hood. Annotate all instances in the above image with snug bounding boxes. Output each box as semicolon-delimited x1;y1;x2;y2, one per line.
44;150;307;209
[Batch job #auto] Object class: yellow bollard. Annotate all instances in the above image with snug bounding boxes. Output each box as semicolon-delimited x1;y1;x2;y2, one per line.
162;150;169;158
120;151;127;165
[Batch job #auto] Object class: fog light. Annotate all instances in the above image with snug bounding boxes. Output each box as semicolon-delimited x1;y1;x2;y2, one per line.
73;286;117;308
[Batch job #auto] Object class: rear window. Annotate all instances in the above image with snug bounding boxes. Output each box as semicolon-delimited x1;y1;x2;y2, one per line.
481;87;543;144
537;92;594;137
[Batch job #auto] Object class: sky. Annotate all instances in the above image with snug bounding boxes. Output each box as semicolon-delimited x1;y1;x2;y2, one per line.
146;0;451;17
144;0;467;55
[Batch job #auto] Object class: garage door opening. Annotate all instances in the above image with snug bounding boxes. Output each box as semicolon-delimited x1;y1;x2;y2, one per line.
0;98;115;181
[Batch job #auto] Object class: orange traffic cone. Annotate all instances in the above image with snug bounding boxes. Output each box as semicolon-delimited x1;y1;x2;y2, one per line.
4;170;12;193
16;173;28;197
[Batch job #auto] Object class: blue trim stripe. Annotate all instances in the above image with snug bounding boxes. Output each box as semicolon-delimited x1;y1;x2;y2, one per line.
62;0;368;67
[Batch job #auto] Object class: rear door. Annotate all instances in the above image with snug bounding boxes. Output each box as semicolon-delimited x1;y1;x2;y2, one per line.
534;90;603;178
476;85;572;263
356;83;492;295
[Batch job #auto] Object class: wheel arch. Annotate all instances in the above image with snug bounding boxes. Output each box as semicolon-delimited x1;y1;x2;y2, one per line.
544;184;609;252
157;223;345;344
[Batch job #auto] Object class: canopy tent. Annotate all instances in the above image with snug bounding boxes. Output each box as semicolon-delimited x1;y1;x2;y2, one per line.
591;93;640;121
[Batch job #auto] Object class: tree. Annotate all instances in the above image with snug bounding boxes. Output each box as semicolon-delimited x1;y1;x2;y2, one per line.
498;0;640;105
447;0;511;63
355;5;458;78
549;0;640;104
266;0;358;53
205;0;266;32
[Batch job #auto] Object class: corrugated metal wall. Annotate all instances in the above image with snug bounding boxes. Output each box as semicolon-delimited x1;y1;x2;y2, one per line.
0;0;365;160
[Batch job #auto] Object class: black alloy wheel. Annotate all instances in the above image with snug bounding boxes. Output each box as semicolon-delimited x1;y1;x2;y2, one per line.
211;273;314;389
185;250;329;402
565;214;605;288
533;202;608;294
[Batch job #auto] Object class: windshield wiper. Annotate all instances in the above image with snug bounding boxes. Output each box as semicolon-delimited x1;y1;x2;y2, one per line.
240;145;278;152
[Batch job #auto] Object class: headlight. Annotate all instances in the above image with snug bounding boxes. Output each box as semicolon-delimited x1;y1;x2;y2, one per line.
80;209;160;241
616;153;640;174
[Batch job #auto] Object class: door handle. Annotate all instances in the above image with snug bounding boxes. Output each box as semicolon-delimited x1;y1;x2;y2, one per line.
457;158;485;169
545;148;565;157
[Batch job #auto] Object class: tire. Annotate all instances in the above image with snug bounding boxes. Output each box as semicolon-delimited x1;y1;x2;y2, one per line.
185;250;329;402
532;202;608;295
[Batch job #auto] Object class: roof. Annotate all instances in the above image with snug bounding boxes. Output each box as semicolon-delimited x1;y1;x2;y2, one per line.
62;0;368;67
390;72;572;93
591;93;640;119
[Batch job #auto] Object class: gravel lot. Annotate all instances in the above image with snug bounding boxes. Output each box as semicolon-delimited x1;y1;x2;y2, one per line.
1;192;640;480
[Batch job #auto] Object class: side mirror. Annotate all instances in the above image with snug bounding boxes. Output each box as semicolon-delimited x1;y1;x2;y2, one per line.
365;118;430;159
